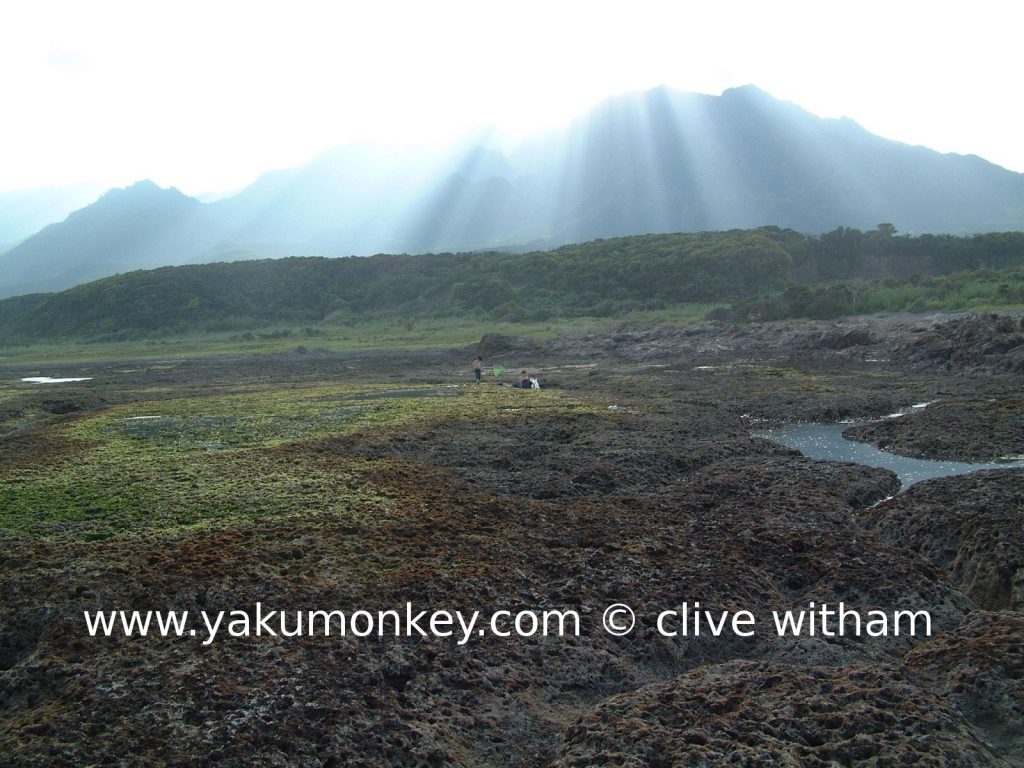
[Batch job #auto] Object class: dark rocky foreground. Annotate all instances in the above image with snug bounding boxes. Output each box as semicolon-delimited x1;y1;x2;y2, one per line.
1;312;1022;766
845;399;1024;462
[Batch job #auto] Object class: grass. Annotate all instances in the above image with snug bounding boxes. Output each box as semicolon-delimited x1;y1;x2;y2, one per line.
0;305;715;365
855;272;1024;315
735;269;1024;322
0;308;617;541
0;380;602;539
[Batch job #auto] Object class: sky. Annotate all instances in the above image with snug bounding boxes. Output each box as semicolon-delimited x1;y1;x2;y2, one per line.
1;0;1021;197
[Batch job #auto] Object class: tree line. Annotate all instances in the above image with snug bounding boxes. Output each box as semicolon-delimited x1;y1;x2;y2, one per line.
1;226;1022;341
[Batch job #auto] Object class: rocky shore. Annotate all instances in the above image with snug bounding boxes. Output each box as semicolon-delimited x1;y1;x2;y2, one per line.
1;312;1022;766
845;400;1024;462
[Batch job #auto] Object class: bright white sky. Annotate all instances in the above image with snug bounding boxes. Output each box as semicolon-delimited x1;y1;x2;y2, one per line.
1;0;1021;197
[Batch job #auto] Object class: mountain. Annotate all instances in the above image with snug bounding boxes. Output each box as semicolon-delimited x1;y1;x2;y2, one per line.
0;183;103;251
0;181;228;297
492;85;1024;241
3;85;1024;298
207;143;472;254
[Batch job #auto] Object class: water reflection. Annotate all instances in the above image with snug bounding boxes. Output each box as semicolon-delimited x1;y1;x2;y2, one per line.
757;422;1024;490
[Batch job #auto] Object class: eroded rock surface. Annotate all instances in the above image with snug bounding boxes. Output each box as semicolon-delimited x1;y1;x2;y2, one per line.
552;661;1005;768
861;471;1024;610
905;612;1024;765
845;399;1024;462
2;312;1022;766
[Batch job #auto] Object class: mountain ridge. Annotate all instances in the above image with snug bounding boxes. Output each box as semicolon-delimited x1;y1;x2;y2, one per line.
0;182;104;252
0;180;223;297
2;85;1023;298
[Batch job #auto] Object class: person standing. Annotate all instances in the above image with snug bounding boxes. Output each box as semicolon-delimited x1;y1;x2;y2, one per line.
473;356;483;384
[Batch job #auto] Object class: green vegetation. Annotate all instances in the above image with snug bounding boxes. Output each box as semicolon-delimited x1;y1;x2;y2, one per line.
0;229;793;343
0;307;716;364
730;268;1024;322
0;382;596;539
1;226;1022;352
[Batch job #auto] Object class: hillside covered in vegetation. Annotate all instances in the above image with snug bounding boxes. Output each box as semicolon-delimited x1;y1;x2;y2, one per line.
6;85;1024;300
2;226;1023;343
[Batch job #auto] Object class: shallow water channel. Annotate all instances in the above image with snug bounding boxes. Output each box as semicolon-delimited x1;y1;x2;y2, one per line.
20;377;93;383
756;421;1024;490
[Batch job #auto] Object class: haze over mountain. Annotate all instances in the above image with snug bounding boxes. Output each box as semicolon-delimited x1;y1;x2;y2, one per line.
0;183;103;253
2;85;1023;298
0;181;224;297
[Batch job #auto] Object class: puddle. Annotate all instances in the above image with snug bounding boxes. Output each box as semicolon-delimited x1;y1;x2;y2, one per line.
757;421;1024;490
118;416;181;437
881;401;932;420
21;377;93;384
693;363;770;372
834;402;934;425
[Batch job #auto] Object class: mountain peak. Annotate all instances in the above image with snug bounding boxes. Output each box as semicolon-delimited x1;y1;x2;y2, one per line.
3;84;1024;299
99;179;192;202
720;84;771;99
